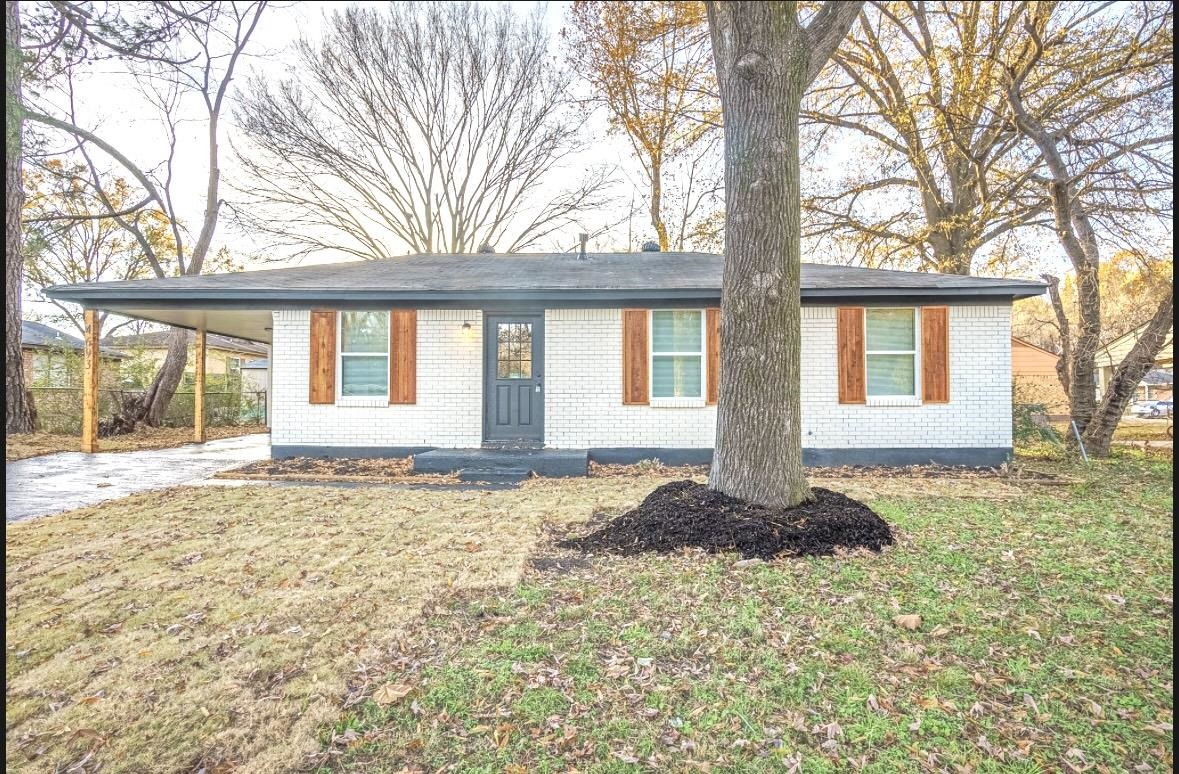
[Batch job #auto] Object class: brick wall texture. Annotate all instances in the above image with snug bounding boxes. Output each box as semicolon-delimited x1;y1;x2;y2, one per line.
271;304;1012;451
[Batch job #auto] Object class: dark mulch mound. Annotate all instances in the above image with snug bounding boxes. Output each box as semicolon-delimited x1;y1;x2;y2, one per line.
559;480;894;560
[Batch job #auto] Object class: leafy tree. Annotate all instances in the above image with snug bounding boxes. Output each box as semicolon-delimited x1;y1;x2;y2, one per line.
566;1;721;250
1004;1;1172;455
22;162;167;337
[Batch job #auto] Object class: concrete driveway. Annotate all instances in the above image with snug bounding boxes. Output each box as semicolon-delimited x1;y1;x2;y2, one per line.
6;433;271;522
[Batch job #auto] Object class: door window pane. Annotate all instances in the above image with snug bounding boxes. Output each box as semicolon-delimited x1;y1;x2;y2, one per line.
496;323;532;379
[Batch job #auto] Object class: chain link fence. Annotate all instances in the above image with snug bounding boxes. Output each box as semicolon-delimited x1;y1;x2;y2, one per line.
30;388;267;434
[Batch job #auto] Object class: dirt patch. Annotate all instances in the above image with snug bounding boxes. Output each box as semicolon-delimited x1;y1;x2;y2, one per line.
559;480;894;560
217;455;457;483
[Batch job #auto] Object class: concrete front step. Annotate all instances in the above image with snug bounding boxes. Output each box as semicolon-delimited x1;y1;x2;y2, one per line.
413;448;588;477
458;468;530;483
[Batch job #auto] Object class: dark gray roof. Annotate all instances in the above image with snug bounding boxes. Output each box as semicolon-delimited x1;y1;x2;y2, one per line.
104;330;267;354
22;321;128;358
45;252;1045;307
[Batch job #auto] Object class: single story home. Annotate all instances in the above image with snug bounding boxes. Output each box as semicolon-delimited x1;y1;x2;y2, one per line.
1011;336;1069;415
1095;323;1173;403
21;320;126;388
46;251;1044;471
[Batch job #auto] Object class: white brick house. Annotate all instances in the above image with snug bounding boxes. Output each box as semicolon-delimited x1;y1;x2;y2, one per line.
47;251;1042;469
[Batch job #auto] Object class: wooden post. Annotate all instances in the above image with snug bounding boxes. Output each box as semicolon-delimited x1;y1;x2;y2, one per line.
194;327;206;443
81;308;99;453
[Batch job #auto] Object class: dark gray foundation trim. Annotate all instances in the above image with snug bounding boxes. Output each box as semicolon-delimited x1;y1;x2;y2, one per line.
803;447;1012;468
591;447;1012;468
273;444;1012;469
271;444;433;459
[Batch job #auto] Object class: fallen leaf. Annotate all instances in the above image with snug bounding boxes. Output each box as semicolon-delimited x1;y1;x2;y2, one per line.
371;682;413;706
893;614;922;631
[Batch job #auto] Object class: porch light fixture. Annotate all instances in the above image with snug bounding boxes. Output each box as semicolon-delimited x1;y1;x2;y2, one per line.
462;320;471;332
460;319;474;341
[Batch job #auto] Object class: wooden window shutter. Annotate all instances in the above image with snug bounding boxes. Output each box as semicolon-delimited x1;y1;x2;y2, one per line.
921;306;950;403
308;310;336;404
706;307;720;404
836;307;866;404
622;309;649;405
389;309;417;404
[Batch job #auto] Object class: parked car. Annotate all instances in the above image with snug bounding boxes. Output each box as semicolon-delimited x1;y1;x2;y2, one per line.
1131;400;1173;418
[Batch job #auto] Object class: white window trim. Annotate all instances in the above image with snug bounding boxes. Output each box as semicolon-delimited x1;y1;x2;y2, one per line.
336;310;390;406
649;309;707;405
864;306;922;402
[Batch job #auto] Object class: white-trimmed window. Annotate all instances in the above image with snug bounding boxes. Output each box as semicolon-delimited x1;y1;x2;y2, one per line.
865;307;918;397
338;311;389;398
651;309;704;400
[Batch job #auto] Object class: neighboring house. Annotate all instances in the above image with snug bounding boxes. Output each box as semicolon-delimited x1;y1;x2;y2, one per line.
1095;323;1174;403
1137;369;1173;402
21;320;126;388
1011;336;1069;415
241;358;269;393
104;330;268;388
241;358;271;426
46;251;1045;469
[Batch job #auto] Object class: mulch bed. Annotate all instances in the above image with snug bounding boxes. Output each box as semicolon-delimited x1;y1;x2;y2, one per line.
559;480;894;560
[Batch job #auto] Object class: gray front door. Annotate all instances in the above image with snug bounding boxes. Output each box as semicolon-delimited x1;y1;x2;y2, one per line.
484;314;544;443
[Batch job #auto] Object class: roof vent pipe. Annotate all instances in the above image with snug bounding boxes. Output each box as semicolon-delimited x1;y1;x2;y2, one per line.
578;232;588;260
641;240;661;252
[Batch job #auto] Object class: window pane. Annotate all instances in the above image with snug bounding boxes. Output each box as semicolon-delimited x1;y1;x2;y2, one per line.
341;311;388;353
652;310;702;353
341;356;388;396
652;355;702;398
866;308;915;351
867;354;915;396
496;323;532;379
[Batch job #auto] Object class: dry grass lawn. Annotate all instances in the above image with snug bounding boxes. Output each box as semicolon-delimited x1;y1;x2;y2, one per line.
4;477;665;773
5;425;269;462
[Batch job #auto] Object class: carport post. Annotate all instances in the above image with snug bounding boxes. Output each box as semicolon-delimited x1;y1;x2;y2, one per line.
194;327;207;443
81;308;100;453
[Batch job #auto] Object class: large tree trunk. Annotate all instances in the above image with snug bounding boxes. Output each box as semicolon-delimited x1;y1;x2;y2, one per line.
706;2;810;507
6;1;36;433
1081;292;1173;456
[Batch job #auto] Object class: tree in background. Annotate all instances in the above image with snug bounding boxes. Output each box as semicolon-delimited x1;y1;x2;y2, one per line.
803;2;1056;274
7;2;37;432
22;163;166;338
706;0;863;507
1004;1;1173;456
1013;252;1174;354
566;1;720;251
20;1;266;429
235;1;611;259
